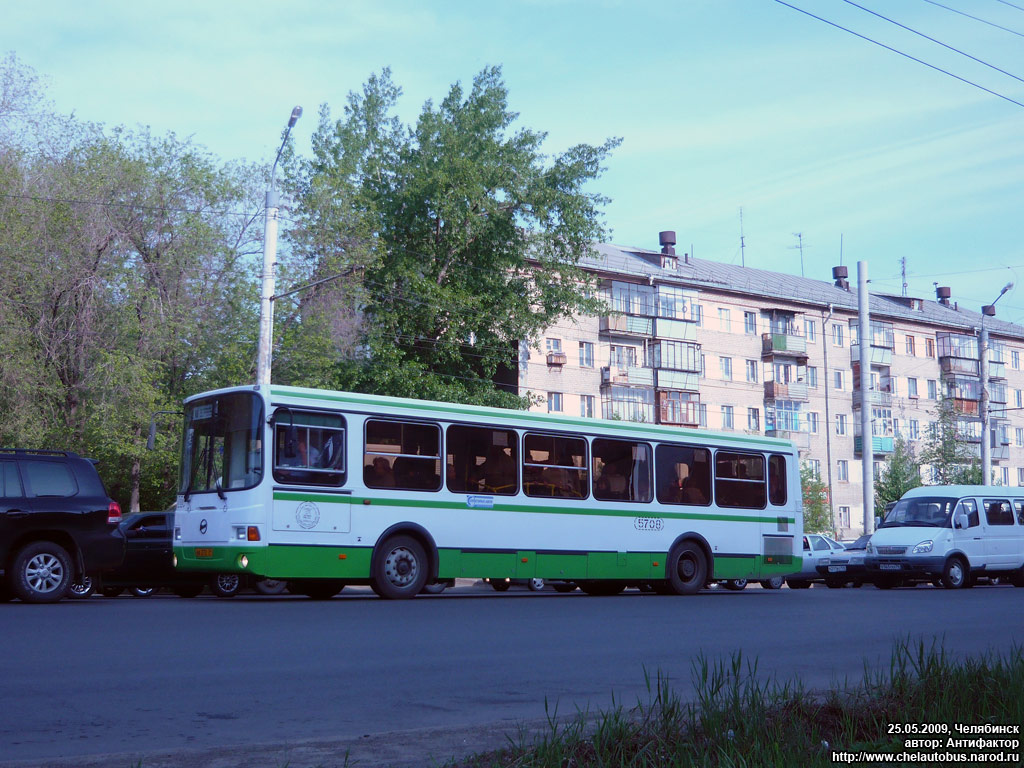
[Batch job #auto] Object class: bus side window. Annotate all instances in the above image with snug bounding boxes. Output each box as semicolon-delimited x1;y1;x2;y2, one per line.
655;444;710;506
272;411;346;487
592;438;652;503
365;419;442;492
714;451;766;509
446;425;518;496
768;454;787;506
523;433;588;499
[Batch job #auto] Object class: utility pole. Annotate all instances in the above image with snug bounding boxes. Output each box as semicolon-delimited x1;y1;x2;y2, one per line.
821;303;836;534
257;106;303;388
858;261;874;535
980;281;1014;484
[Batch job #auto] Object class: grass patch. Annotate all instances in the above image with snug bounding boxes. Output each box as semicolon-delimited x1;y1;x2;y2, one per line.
452;639;1024;767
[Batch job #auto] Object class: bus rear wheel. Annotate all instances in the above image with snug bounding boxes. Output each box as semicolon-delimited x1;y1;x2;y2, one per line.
666;541;707;595
371;535;428;599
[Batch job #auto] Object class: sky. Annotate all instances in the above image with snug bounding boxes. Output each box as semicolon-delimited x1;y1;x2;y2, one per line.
5;0;1024;322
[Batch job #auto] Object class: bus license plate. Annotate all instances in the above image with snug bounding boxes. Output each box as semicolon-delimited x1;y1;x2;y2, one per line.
194;548;214;558
879;563;901;571
828;565;846;573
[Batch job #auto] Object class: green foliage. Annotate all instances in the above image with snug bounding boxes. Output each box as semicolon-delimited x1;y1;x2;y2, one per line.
800;462;832;534
873;435;922;516
918;396;982;485
285;66;618;407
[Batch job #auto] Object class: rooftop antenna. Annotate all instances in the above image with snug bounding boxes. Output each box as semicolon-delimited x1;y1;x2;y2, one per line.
901;257;908;297
739;208;746;267
839;233;844;265
789;232;807;277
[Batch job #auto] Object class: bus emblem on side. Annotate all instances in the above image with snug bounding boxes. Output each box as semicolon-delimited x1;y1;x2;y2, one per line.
467;495;494;509
199;519;208;535
296;502;320;530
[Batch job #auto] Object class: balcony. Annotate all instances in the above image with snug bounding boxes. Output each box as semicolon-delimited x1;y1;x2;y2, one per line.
601;366;654;387
940;357;980;376
656;391;699;427
766;430;811;450
600;314;653;337
763;381;809;402
655;370;698;391
991;444;1010;461
546;352;567;368
854;436;895;455
852;389;894;409
761;333;808;359
990;360;1007;381
652;317;697;342
850;342;893;366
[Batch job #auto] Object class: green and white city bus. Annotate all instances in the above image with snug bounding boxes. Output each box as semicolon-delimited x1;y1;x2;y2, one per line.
172;384;802;598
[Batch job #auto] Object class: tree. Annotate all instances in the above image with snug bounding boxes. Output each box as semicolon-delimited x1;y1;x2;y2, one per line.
874;434;922;516
919;395;983;485
801;463;832;534
286;66;618;407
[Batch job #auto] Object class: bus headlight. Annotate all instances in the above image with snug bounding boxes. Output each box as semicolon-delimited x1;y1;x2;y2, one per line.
912;540;934;554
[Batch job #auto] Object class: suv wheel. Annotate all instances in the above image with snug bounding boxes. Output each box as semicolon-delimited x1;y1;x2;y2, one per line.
12;542;73;603
68;576;96;599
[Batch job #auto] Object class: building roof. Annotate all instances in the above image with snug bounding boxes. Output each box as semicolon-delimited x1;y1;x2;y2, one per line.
585;242;1024;341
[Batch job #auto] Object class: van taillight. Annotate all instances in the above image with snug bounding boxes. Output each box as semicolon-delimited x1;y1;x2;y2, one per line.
107;501;122;524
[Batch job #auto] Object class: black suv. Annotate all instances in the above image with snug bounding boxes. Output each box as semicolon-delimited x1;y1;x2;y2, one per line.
1;449;126;603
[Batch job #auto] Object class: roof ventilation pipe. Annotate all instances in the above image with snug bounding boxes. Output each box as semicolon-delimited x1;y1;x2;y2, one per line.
936;286;952;307
832;265;850;290
659;231;676;256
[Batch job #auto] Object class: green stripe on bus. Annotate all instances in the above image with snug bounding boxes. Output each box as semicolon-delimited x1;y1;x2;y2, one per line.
268;386;788;448
175;543;802;582
272;491;796;526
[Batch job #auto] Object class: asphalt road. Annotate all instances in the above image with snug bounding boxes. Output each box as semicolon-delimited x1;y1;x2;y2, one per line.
1;582;1022;767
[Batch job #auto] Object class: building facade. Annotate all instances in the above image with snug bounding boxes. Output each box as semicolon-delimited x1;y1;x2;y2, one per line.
518;233;1024;538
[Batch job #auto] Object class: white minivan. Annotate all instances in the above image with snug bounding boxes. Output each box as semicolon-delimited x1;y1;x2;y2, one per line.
865;485;1024;589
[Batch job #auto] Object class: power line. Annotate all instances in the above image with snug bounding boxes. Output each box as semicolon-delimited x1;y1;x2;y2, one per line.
773;0;1024;108
921;0;1024;37
841;0;1024;84
995;0;1024;12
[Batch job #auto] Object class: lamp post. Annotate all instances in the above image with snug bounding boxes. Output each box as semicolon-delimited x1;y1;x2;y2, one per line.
256;106;302;388
980;281;1013;484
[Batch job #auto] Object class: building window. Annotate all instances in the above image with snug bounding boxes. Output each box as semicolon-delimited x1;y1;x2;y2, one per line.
547;392;563;412
744;311;757;334
925;338;935;357
1002;467;1010;486
580;395;595;418
694;304;704;327
808;412;819;434
909;420;920;441
718;308;731;332
720;356;733;381
834;370;845;390
807;366;818;388
721;405;734;430
807;459;821;478
907;377;918;398
745;359;758;383
927;379;937;399
838;506;851;527
1013;350;1021;370
610;345;637;369
747;407;760;432
837;460;849;482
905;335;916;356
805;319;816;342
1016;390;1023;409
699;353;706;378
546;338;562;353
579;342;594;368
1018;467;1024;486
832;323;844;347
835;414;847;436
698;403;707;427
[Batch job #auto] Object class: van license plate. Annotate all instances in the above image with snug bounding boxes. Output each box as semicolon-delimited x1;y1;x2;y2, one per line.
194;548;214;558
879;563;900;571
828;565;846;573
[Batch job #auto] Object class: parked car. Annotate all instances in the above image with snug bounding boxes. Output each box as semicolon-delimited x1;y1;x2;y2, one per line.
785;533;847;588
95;510;275;598
486;577;548;592
815;533;871;587
1;449;125;603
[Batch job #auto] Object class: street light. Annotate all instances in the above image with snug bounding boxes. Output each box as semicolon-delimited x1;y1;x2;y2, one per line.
256;106;303;387
980;281;1013;484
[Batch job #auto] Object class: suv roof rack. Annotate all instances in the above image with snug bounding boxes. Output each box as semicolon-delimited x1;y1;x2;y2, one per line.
0;448;80;458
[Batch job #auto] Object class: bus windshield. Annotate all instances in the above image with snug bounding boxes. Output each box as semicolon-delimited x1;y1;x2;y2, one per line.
180;391;264;496
880;497;956;528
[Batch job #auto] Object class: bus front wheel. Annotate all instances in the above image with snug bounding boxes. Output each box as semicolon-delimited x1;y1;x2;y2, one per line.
371;535;428;599
666;542;707;595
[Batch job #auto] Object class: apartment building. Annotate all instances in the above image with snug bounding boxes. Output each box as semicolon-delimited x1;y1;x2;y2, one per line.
518;232;1024;538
